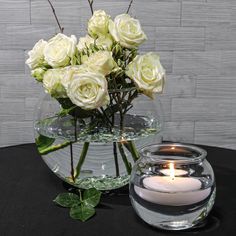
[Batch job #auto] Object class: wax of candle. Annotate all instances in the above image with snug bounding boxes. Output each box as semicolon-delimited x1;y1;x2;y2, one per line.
143;176;200;192
134;176;211;206
159;169;187;176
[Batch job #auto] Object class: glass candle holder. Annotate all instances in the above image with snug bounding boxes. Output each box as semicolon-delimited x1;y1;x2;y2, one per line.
129;143;216;230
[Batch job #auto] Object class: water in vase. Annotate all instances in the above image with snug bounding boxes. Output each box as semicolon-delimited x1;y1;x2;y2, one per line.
35;113;162;190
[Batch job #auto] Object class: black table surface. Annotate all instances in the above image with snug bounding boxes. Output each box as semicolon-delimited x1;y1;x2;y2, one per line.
0;143;236;236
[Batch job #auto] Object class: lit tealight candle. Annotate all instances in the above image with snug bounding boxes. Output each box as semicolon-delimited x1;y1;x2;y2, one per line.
135;163;211;206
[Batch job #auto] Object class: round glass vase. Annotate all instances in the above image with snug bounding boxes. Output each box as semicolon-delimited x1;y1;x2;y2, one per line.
34;90;163;191
129;143;216;230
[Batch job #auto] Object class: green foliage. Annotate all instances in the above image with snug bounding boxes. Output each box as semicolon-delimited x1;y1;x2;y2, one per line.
83;188;101;207
35;134;55;153
53;193;81;207
70;203;95;222
53;188;101;222
57;98;95;118
35;133;71;155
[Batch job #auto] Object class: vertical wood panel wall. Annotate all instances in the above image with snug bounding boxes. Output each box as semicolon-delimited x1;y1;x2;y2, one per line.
0;0;236;149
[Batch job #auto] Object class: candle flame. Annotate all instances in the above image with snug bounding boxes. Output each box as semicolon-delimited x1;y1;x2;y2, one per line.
169;162;175;180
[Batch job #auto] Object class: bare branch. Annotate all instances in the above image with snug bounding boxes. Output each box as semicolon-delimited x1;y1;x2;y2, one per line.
47;0;64;33
126;0;134;14
87;0;94;15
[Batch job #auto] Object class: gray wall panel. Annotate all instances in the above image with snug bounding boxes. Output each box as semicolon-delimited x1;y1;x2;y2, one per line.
0;0;236;149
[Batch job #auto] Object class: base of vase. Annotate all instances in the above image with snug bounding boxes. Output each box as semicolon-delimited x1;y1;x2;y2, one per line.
66;175;130;191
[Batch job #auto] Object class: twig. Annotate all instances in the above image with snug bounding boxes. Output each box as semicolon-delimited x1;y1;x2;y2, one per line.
70;143;75;182
87;0;94;15
126;0;134;14
100;107;113;126
113;142;120;177
47;0;64;33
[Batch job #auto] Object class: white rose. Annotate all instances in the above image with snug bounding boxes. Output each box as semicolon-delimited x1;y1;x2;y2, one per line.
26;39;47;69
61;65;91;90
44;33;77;68
126;52;165;98
84;51;117;76
88;10;110;37
43;68;67;98
109;14;147;49
67;71;110;110
77;35;94;51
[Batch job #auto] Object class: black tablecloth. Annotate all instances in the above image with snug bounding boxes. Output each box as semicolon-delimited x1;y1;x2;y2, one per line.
0;143;236;236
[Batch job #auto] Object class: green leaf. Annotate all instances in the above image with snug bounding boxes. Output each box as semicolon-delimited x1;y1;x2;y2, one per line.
35;134;55;153
57;98;94;119
57;98;74;109
69;203;95;222
73;106;95;118
53;193;80;208
57;106;77;117
83;188;102;207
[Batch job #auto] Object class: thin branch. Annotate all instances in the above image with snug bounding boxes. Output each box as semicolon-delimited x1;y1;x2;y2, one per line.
126;0;134;14
47;0;64;33
87;0;94;15
70;143;75;182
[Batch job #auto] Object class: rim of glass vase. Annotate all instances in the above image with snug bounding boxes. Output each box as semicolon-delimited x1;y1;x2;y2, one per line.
140;143;207;164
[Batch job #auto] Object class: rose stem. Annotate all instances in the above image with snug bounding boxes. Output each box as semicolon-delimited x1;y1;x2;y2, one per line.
118;142;131;175
87;0;94;15
47;0;64;33
69;117;78;182
111;112;120;177
126;0;134;14
127;141;140;161
69;143;75;182
74;142;90;179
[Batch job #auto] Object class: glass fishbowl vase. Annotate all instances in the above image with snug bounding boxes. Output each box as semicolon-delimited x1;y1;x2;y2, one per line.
34;90;163;191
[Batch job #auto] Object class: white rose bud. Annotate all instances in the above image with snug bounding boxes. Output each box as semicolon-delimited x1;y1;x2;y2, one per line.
43;68;67;98
77;34;113;52
84;51;117;76
44;33;77;68
88;10;110;37
31;67;46;82
96;34;113;50
109;14;147;49
77;35;95;51
126;52;165;98
67;71;110;110
26;39;47;69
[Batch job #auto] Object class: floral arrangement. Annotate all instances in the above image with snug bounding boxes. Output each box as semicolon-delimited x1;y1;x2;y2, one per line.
26;0;166;221
26;6;165;112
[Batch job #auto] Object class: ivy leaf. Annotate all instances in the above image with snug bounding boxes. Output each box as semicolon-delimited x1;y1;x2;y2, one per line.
70;203;95;222
35;134;55;153
53;193;81;208
83;188;102;207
